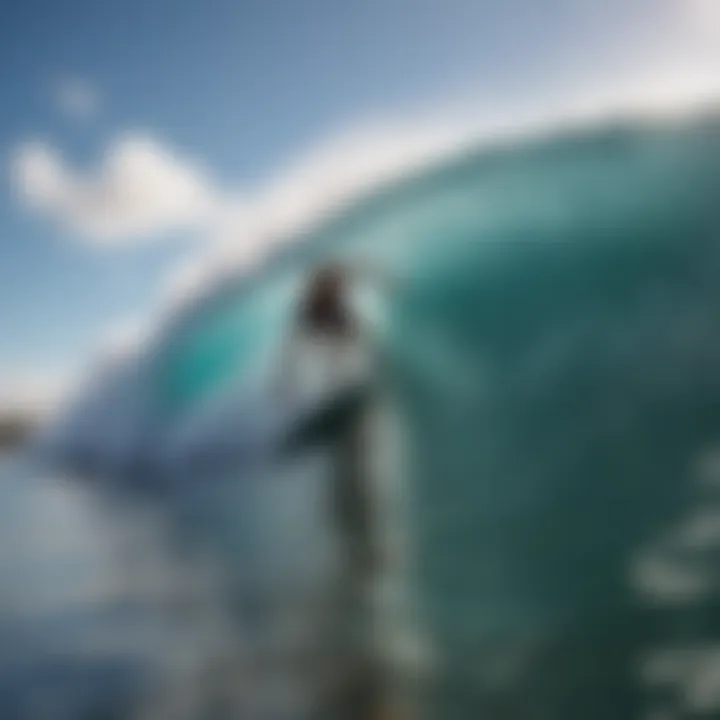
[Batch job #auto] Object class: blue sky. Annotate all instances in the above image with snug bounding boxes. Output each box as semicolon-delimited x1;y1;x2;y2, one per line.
0;0;718;411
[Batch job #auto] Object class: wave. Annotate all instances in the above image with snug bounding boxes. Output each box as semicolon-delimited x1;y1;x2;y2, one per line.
26;103;720;717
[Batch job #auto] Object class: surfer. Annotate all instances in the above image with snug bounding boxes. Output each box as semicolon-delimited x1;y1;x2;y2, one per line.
291;264;377;574
278;262;408;720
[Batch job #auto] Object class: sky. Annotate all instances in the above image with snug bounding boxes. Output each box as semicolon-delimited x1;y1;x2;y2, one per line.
1;0;720;414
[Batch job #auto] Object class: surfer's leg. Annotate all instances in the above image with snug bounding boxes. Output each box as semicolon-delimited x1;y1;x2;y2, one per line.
332;412;378;579
324;404;421;719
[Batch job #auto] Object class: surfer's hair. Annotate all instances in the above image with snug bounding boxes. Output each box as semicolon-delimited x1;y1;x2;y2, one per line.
299;263;357;337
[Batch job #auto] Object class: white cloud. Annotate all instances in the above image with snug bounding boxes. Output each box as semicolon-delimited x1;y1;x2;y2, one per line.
11;119;466;295
13;142;67;210
54;78;100;120
12;134;219;243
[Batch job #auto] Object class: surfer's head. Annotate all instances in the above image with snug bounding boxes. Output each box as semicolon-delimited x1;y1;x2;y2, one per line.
300;263;356;336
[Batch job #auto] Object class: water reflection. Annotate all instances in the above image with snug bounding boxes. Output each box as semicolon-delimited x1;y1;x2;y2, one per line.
0;455;245;719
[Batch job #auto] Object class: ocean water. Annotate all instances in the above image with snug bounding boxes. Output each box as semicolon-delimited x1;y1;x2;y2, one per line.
18;110;720;718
